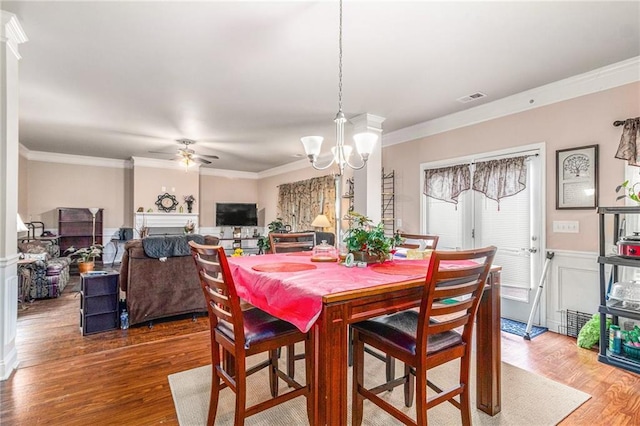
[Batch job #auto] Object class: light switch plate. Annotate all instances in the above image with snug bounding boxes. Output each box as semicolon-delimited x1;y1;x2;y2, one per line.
552;220;579;233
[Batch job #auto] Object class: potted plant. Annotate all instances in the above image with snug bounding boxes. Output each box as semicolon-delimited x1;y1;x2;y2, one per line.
65;244;104;273
344;212;402;264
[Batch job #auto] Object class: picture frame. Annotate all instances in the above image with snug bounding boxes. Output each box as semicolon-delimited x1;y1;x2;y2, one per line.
556;144;598;210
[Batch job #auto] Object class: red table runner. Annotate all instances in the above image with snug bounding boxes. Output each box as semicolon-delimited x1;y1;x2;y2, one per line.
252;262;317;273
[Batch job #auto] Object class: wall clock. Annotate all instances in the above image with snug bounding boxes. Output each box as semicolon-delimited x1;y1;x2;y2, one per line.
155;193;179;212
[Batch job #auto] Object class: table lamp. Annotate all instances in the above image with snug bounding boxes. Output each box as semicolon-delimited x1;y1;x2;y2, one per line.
311;214;331;231
17;213;28;233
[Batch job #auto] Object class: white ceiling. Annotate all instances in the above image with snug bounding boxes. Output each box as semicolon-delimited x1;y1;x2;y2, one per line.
4;1;640;173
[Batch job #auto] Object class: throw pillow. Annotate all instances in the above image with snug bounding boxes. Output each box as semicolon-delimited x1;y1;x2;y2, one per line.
23;252;48;262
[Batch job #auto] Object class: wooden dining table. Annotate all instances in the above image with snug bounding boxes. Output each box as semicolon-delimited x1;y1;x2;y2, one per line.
227;253;501;425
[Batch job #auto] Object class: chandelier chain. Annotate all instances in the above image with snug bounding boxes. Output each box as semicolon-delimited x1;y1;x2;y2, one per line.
338;0;343;113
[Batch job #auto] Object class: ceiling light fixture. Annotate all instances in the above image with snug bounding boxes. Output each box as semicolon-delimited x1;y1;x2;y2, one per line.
300;0;378;244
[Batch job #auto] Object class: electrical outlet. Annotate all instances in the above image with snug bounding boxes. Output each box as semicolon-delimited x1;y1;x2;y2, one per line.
552;220;579;233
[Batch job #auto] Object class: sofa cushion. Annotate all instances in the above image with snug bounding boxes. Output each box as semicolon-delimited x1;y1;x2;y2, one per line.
23;252;49;261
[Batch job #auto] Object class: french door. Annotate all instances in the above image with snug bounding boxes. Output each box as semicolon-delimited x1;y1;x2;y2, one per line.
421;145;545;324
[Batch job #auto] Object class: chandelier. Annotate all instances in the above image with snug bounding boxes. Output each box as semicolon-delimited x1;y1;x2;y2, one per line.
300;0;378;243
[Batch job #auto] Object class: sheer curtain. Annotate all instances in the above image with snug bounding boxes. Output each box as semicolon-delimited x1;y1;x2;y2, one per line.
278;175;335;231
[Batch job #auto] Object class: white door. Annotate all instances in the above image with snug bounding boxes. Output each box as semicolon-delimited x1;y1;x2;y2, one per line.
423;146;544;324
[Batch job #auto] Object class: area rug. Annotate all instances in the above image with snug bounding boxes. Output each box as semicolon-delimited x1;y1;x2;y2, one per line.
169;352;589;425
501;317;548;339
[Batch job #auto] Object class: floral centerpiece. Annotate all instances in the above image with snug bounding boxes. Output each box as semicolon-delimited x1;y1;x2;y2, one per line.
184;195;196;213
184;220;195;234
344;212;402;264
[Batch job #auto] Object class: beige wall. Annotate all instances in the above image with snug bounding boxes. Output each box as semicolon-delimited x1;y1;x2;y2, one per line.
382;82;640;252
25;160;130;230
199;174;259;227
132;165;199;217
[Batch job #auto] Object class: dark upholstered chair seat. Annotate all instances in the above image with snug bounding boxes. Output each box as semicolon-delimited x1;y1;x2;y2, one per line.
353;311;462;356
218;307;303;350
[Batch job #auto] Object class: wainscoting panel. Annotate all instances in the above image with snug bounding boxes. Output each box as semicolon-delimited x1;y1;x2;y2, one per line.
546;250;601;334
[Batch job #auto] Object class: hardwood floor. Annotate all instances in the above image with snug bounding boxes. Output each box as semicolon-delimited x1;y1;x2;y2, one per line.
2;276;639;425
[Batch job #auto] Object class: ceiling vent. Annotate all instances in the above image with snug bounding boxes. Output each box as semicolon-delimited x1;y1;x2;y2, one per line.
456;92;487;103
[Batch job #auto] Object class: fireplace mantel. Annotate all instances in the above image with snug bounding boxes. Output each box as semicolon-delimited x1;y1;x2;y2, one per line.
134;212;199;237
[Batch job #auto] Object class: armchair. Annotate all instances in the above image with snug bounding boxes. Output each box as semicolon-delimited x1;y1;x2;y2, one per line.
18;240;72;299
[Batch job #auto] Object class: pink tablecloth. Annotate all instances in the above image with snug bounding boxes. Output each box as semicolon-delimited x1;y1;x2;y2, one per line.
228;254;431;332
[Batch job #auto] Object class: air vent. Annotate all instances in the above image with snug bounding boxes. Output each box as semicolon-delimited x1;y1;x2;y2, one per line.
456;92;487;103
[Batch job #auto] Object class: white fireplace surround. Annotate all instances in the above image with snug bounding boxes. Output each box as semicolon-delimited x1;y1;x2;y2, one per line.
134;212;199;237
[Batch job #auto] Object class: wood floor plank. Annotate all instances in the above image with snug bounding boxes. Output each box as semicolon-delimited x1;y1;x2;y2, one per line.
2;276;640;424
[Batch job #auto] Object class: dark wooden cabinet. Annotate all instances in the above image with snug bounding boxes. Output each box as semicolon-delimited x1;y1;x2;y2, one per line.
80;271;119;335
58;207;103;271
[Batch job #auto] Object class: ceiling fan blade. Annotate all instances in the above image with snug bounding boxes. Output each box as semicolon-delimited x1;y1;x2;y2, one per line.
148;150;175;155
192;157;212;165
197;154;219;160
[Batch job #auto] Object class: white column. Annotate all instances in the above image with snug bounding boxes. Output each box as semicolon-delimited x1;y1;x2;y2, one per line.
351;113;385;224
0;11;27;381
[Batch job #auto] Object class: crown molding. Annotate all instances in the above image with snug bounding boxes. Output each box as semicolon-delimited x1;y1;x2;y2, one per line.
199;167;259;180
383;56;640;147
19;143;30;158
131;156;204;172
0;11;28;59
28;149;132;168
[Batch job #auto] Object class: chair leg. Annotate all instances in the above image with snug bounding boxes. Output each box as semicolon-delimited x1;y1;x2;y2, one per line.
386;354;395;384
208;343;222;426
352;330;365;426
459;354;472;426
414;366;427;426
234;358;247;426
269;349;279;398
287;344;296;383
305;333;315;425
404;362;414;407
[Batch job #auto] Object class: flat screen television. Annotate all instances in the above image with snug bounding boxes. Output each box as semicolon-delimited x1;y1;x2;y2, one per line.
215;203;258;227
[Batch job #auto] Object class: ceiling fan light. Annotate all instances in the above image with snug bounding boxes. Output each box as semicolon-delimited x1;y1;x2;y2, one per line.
353;132;378;157
301;136;324;158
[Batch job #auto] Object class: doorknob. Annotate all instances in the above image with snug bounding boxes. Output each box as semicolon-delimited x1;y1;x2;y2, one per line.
529;247;538;253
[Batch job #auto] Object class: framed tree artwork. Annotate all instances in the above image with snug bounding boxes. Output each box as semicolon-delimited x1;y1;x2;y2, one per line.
556;144;599;209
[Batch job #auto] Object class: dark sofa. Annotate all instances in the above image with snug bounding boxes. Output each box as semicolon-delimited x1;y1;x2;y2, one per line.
119;235;219;326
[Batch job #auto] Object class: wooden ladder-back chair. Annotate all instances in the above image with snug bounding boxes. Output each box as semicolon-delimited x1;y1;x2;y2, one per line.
267;231;316;380
269;232;315;254
398;233;440;250
353;233;441;382
351;246;496;426
189;241;314;425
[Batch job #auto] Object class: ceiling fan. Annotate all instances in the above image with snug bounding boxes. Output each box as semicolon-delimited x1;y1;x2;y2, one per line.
149;139;219;166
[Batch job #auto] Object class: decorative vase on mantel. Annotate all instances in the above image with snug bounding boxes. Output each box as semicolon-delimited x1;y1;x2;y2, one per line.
186;202;193;213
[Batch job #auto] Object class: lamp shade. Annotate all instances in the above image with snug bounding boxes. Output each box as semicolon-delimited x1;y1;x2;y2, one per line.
353;132;378;157
311;214;332;229
88;207;100;216
17;214;28;232
301;136;324;158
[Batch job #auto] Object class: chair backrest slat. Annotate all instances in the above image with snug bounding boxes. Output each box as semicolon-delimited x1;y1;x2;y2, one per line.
417;246;496;352
398;233;439;250
269;232;315;254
